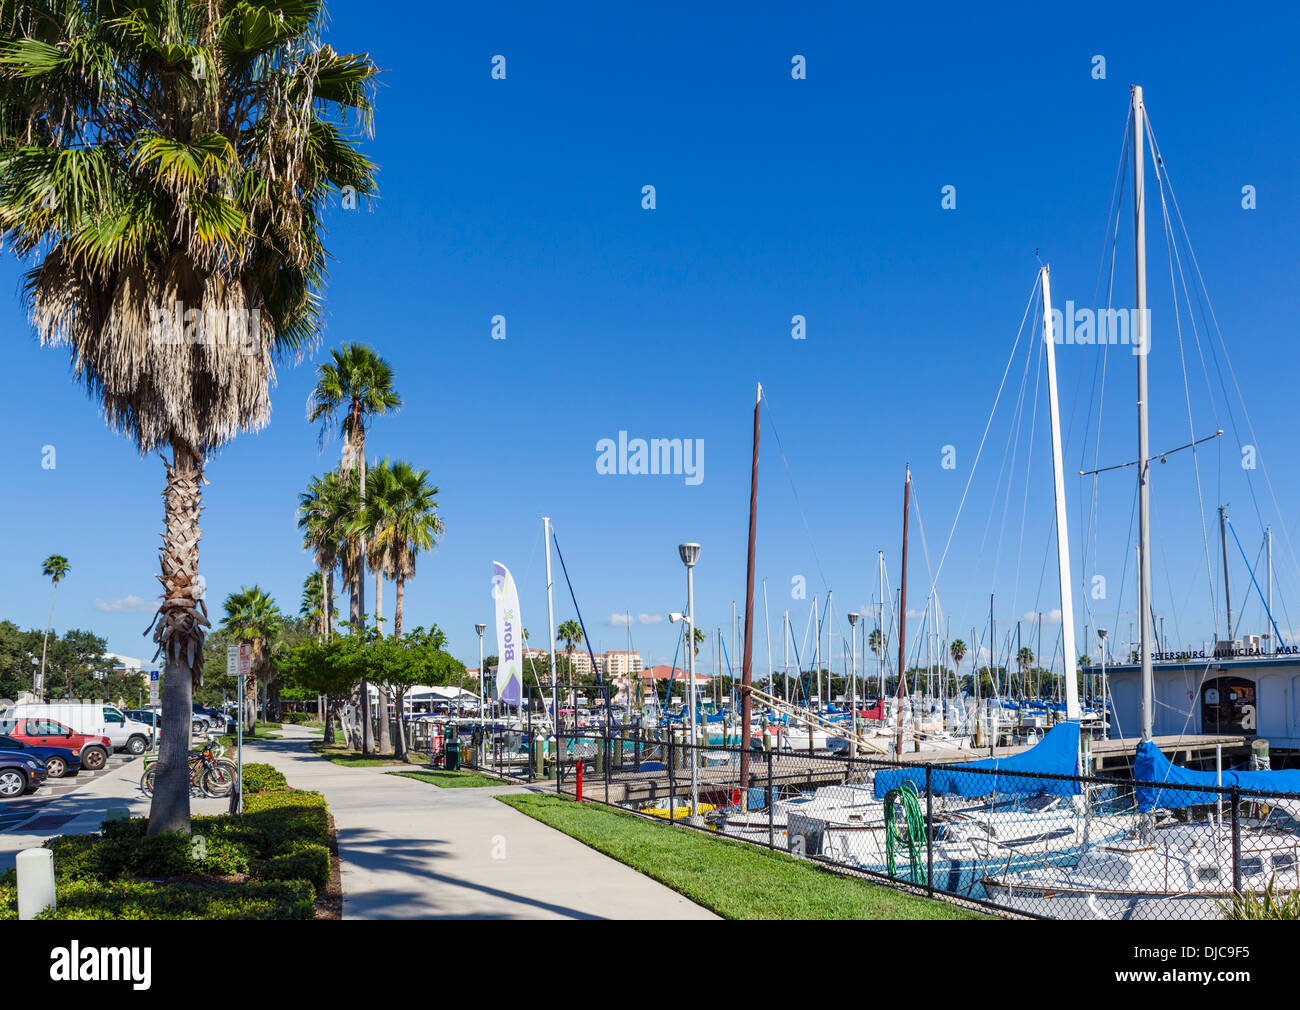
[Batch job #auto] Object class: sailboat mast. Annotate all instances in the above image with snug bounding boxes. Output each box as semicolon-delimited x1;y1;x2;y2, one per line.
1041;265;1081;719
878;551;885;697
1218;505;1233;640
1132;85;1155;744
895;465;911;757
739;384;759;798
783;610;790;704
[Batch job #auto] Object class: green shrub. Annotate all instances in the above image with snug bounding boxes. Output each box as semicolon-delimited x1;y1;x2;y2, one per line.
241;762;288;793
47;829;250;881
280;712;318;725
259;841;330;891
19;787;333;919
0;879;315;920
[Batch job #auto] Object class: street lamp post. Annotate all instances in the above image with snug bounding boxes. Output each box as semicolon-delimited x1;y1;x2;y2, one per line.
676;542;701;820
848;611;859;758
476;623;487;760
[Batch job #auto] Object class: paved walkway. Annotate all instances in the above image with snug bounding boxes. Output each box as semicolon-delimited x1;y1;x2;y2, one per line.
244;727;717;920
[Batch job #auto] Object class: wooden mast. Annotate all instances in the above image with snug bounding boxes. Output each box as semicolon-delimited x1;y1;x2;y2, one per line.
895;465;911;757
739;382;760;802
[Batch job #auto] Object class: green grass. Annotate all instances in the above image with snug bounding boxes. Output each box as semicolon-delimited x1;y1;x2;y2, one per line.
309;741;409;767
388;769;505;789
498;793;990;921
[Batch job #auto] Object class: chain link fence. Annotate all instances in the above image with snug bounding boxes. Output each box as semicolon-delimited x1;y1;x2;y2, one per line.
533;729;1300;920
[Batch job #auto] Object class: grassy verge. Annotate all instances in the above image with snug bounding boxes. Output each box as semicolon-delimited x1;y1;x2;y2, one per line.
309;740;410;767
498;793;990;921
216;724;282;749
388;769;504;789
0;765;331;920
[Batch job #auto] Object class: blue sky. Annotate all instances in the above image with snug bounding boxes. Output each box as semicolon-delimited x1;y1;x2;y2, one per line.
3;2;1298;683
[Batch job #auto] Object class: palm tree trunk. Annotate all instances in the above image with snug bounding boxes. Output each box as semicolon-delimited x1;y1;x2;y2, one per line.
394;575;404;640
393;686;409;761
39;583;57;702
325;568;334;639
147;441;209;836
375;569;391;753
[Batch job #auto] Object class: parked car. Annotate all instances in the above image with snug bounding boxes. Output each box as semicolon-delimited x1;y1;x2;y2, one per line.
0;733;81;778
194;705;232;732
1;703;152;755
0;748;50;796
126;708;213;738
0;718;111;771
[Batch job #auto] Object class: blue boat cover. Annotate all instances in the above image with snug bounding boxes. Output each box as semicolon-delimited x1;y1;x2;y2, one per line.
1134;741;1300;811
872;722;1080;799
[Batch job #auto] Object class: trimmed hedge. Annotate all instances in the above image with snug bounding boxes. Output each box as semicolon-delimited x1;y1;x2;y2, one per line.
0;879;315;920
242;762;288;793
0;783;332;920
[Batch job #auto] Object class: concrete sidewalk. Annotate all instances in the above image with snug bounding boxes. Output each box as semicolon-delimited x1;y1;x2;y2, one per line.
244;727;717;920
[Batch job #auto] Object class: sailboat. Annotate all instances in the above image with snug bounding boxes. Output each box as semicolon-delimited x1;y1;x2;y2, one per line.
981;85;1300;919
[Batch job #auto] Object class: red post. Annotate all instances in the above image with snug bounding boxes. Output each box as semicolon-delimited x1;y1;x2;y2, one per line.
576;761;584;802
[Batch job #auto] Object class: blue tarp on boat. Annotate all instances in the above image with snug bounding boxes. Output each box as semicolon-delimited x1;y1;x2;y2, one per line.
1133;741;1300;811
872;722;1081;799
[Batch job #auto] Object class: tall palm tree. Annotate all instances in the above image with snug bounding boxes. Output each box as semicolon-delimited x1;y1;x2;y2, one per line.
367;460;443;642
557;619;583;702
300;573;328;639
38;554;69;701
221;585;283;730
0;1;378;834
949;638;966;684
298;472;349;642
307;344;400;754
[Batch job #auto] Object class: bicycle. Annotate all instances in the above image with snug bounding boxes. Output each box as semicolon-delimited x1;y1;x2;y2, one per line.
140;742;238;798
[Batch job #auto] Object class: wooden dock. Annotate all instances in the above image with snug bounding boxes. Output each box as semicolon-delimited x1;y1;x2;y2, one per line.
552;732;1253;805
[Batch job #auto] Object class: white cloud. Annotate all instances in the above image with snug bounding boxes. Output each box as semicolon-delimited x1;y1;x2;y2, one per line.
1021;609;1063;625
95;595;154;614
638;613;664;625
607;613;633;627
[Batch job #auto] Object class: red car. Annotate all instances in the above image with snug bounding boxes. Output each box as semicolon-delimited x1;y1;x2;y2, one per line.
0;718;110;771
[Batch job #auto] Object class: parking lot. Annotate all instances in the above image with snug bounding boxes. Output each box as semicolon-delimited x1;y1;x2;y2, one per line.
0;749;143;832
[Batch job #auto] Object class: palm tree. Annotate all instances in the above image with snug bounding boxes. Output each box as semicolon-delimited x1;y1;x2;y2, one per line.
38;554;69;701
365;462;442;758
949;638;966;683
298;471;351;643
557;619;583;702
220;586;284;731
0;2;377;834
300;573;329;639
692;626;705;657
308;344;401;754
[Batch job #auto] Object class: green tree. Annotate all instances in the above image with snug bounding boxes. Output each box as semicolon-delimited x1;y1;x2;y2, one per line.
556;619;584;702
38;554;69;699
0;0;378;834
220;586;283;730
308;344;401;754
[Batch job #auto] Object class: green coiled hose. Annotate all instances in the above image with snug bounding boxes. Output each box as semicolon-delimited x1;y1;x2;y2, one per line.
883;781;928;884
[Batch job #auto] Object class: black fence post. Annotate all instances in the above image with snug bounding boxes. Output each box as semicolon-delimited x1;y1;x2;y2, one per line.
767;744;775;849
605;733;611;804
669;731;677;819
1230;785;1242;896
925;764;934;896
